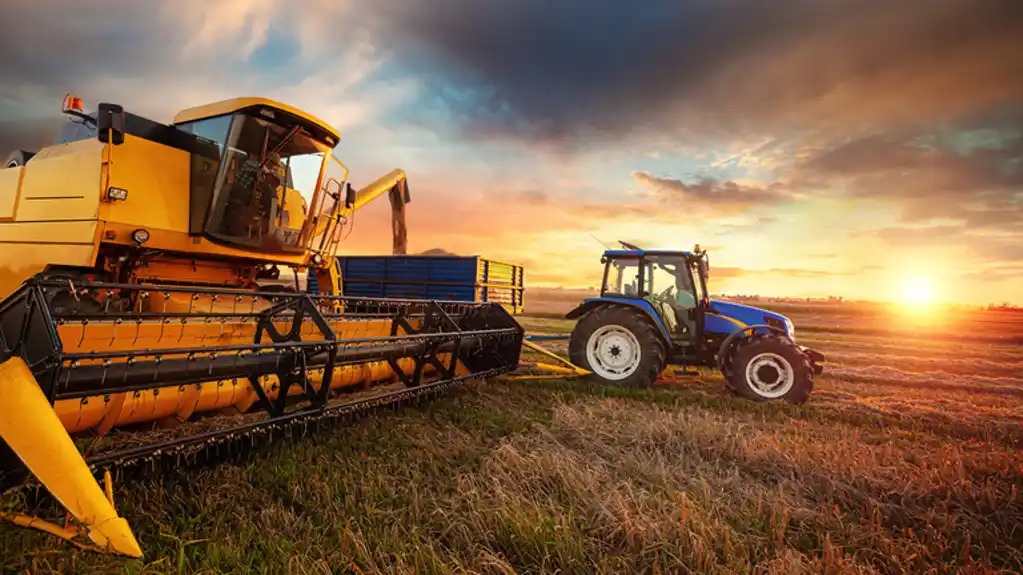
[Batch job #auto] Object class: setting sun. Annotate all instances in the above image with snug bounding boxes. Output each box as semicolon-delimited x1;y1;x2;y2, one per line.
900;277;936;305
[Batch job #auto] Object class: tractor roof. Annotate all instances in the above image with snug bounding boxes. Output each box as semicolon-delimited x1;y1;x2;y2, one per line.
172;97;341;147
604;249;693;258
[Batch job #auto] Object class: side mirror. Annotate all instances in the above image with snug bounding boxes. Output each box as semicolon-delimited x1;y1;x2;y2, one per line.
344;182;356;209
97;103;125;145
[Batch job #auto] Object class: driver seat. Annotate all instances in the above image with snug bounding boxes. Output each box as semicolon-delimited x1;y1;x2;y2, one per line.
655;299;683;334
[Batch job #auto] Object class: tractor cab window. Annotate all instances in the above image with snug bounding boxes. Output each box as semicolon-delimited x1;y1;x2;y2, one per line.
644;255;696;309
603;257;641;297
201;113;331;254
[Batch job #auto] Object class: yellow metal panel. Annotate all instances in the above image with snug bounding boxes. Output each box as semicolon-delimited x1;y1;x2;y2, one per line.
100;135;191;234
0;221;98;299
0;166;23;221
15;140;104;222
100;221;311;267
172;97;341;143
0;357;142;557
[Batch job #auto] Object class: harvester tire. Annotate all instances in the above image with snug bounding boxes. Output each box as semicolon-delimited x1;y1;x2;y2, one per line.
4;149;35;168
726;334;813;404
569;304;666;388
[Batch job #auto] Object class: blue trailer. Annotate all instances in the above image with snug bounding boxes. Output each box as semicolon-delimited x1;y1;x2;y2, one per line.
337;255;525;314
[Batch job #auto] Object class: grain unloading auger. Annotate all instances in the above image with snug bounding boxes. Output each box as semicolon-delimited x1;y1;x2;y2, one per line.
0;95;523;556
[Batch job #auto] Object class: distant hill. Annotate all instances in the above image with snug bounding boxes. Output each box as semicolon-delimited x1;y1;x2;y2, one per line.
419;248;458;256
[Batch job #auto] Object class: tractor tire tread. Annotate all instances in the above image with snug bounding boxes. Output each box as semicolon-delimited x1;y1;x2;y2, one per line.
726;333;814;404
569;303;667;389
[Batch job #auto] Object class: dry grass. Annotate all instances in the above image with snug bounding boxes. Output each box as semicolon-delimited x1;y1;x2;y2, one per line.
2;297;1023;574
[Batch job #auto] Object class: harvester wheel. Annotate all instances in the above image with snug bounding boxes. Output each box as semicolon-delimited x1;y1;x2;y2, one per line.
4;149;35;168
726;334;813;404
569;304;666;388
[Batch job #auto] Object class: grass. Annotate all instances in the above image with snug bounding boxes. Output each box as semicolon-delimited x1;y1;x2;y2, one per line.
3;300;1023;574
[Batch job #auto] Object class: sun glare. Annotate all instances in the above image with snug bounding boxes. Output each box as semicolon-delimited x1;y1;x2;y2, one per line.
900;277;935;305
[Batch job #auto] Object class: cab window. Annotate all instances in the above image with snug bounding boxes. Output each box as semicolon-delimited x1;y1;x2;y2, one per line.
603;258;641;297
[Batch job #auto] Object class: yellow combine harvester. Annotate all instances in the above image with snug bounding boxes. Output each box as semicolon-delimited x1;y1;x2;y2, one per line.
0;95;524;556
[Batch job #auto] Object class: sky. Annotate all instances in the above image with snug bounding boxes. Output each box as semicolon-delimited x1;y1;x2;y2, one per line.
2;0;1022;305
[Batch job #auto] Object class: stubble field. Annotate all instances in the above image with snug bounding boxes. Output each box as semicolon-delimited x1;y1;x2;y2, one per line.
2;290;1022;574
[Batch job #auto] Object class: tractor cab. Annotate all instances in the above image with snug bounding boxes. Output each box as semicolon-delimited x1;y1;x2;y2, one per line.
599;246;710;343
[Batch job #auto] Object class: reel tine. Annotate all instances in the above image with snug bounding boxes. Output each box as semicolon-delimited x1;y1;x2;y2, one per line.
109;318;122;347
77;317;89;348
132;318;142;346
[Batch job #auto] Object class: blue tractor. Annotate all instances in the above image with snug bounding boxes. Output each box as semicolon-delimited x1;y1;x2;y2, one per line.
565;244;825;403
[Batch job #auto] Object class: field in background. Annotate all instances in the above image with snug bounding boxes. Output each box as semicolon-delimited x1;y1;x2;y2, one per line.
2;298;1023;573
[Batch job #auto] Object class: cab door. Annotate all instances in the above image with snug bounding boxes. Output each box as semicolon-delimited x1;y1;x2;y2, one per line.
643;255;698;343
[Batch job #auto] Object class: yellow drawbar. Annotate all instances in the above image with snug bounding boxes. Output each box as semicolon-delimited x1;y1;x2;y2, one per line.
0;357;142;557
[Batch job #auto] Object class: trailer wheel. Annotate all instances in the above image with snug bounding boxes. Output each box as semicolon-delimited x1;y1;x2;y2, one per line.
725;334;813;404
4;149;35;168
569;304;666;388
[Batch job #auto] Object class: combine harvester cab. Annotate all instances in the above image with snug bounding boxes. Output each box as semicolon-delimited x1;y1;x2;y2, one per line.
0;95;523;556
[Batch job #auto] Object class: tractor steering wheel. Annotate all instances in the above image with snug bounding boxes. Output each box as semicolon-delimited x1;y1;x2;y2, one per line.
658;285;675;300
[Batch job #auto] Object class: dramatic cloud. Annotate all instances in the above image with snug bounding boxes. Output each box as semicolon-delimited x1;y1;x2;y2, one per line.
378;0;1023;146
797;129;1023;242
632;172;794;214
1;0;1021;303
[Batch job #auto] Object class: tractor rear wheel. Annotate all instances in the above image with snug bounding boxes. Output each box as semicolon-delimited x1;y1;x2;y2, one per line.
569;304;666;388
725;334;813;404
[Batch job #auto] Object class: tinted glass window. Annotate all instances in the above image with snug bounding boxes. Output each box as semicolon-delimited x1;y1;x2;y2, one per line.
203;114;323;253
176;115;232;152
645;256;695;307
605;258;641;297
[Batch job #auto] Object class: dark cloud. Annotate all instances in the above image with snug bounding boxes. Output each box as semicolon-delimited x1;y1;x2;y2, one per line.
802;132;1023;197
0;2;202;101
632;172;792;213
794;128;1023;240
379;0;1023;145
0;118;64;157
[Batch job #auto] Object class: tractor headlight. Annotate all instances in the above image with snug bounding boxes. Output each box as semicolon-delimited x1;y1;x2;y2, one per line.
785;317;795;341
131;228;150;245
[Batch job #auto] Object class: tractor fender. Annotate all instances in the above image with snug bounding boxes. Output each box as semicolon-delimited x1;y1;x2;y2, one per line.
715;324;788;372
565;298;672;345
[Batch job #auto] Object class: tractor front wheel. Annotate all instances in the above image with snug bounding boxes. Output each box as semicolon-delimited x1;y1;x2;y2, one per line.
569;305;666;388
725;335;813;404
